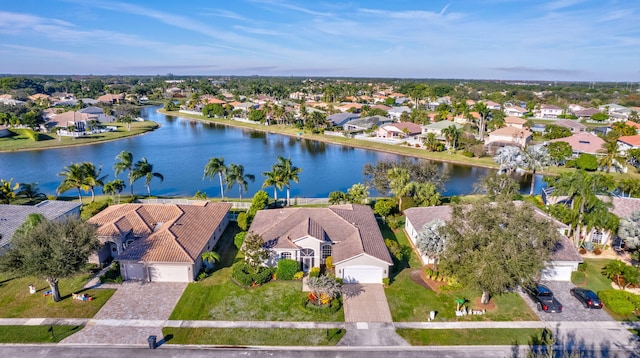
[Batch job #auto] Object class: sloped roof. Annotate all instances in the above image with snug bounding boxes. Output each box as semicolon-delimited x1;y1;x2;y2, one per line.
549;132;604;155
504;116;527;125
89;203;231;263
248;204;392;265
600;196;640;219
618;135;640;147
489;126;532;138
404;203;580;263
422;120;463;131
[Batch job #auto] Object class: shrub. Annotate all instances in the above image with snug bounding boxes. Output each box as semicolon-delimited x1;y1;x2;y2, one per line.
387;215;405;230
309;267;321;278
253;266;274;285
293;271;304;280
598;290;637;315
469;144;487;158
579;261;589;272
99;262;122;283
382;277;390;286
197;271;209;281
80;200;109;220
12;128;40;141
593;248;602;255
276;259;300;280
462;151;473;157
237;212;249;231
579;248;587;255
234;231;247;249
231;262;253;287
325;256;334;269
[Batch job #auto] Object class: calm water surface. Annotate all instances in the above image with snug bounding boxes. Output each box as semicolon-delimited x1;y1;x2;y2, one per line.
0;106;542;198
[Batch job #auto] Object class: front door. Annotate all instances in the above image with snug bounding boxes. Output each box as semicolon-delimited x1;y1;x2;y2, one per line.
300;248;315;272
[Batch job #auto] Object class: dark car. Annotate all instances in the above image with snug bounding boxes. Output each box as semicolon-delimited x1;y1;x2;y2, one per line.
570;288;603;309
524;284;563;313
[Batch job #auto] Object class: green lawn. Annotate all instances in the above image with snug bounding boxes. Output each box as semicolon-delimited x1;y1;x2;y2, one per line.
397;328;545;346
0;121;158;152
162;328;345;346
383;222;538;322
169;223;344;322
0;325;83;343
0;272;114;318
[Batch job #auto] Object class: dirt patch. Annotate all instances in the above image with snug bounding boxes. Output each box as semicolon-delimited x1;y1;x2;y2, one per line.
471;297;497;312
413;268;449;292
409;270;432;290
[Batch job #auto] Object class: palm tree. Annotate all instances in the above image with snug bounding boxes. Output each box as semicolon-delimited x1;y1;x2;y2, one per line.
598;140;626;173
0;178;19;204
57;163;90;202
274;156;302;206
201;251;220;269
225;163;255;202
103;179;126;204
474;102;490;140
16;182;46;201
387;167;410;211
132;157;164;197
203;157;227;200
262;167;284;202
81;162;106;202
522;144;551;195
114;151;135;195
441;125;461;150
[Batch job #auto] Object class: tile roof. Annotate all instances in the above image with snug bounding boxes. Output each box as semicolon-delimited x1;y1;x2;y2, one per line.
618;135;640;147
404;203;580;263
383;122;422;134
489;126;532;138
0;201;81;248
549;132;604;155
601;196;640;219
554;119;587;130
626;121;640;130
248;204;392;265
504;116;527;125
89;203;231;263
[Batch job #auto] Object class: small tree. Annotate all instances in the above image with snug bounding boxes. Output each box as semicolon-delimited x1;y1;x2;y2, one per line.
242;232;270;274
346;183;369;205
617;210;640;250
374;199;396;219
416;219;446;269
0;216;99;302
201;251;220;269
473;172;519;199
328;191;348;204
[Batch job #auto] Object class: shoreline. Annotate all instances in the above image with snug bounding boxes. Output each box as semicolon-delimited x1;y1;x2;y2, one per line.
0;122;160;153
159;109;504;172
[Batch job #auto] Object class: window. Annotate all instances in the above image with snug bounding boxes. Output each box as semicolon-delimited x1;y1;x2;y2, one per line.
591;231;604;244
321;244;332;261
280;252;291;259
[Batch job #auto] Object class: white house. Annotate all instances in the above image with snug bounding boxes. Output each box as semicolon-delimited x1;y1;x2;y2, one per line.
539;105;563;118
503;106;528;117
248;204;393;284
485;126;532;148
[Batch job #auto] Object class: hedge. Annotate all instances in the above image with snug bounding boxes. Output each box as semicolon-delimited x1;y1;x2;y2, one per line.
276;259;299;280
231;261;274;287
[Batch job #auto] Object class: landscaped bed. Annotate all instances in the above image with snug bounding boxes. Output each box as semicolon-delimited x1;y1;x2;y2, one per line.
0;325;83;343
169;223;344;322
0;272;114;318
382;222;538;322
396;328;545;346
162;327;345;346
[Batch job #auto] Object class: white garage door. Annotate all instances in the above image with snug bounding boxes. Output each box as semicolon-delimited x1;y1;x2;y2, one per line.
541;265;574;281
148;265;190;282
122;262;145;281
342;266;383;284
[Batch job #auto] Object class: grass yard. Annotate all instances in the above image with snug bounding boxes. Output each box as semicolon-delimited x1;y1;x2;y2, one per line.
0;325;83;343
397;328;545;346
0;273;114;318
169;223;343;322
382;222;538;322
0;121;158;152
162;327;345;346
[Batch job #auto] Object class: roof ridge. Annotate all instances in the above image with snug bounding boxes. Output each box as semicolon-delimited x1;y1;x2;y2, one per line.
166;206;194;261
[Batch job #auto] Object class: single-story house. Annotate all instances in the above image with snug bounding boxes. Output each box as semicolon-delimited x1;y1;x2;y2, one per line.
327;112;360;127
503;106;528;117
404;204;582;281
554;119;587;133
617;135;640;154
504;116;527;129
485;126;532;148
572;108;600;120
387;106;411;120
78;106;115;123
247;204;393;284
0;201;81;251
421;121;464;137
376;122;422;139
343;115;393;131
549;132;605;156
96;93;124;104
88;202;232;282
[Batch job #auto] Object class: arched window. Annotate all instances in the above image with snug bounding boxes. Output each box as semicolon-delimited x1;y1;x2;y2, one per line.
300;248;314;257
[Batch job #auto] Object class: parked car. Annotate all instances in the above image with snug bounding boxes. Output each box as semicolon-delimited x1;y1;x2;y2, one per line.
524;284;563;313
570;288;603;309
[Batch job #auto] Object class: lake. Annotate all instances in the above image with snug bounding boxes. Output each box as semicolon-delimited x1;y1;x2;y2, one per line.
0;106;542;198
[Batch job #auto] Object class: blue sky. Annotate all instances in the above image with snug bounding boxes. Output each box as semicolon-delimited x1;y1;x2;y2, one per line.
1;0;639;81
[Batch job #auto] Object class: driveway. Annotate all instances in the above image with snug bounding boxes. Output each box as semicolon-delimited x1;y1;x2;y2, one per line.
519;281;614;322
61;281;187;346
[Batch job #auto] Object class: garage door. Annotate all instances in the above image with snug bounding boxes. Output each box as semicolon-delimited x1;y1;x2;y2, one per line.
148;265;190;282
342;266;383;284
122;262;145;281
541;265;574;281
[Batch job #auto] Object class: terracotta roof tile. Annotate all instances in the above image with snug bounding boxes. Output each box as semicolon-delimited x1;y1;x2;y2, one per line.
618;135;640;147
549;132;604;155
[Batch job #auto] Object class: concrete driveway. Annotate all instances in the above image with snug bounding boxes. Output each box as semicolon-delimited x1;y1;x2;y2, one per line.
519;281;614;322
61;281;187;346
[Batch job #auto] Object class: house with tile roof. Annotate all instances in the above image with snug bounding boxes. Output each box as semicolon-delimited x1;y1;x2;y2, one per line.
343;115;392;131
248;204;393;284
96;93;124;104
376;122;422;139
485;126;532;148
572;108;600;120
404;203;582;281
554;119;587;133
549;132;605;156
504;116;527;129
617;135;640;154
88;202;231;282
503;106;528;117
0;201;81;251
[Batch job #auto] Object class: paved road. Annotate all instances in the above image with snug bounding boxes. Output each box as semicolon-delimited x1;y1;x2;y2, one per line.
0;343;638;358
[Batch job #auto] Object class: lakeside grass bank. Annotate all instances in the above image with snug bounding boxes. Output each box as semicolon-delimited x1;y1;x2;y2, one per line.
0;121;159;153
